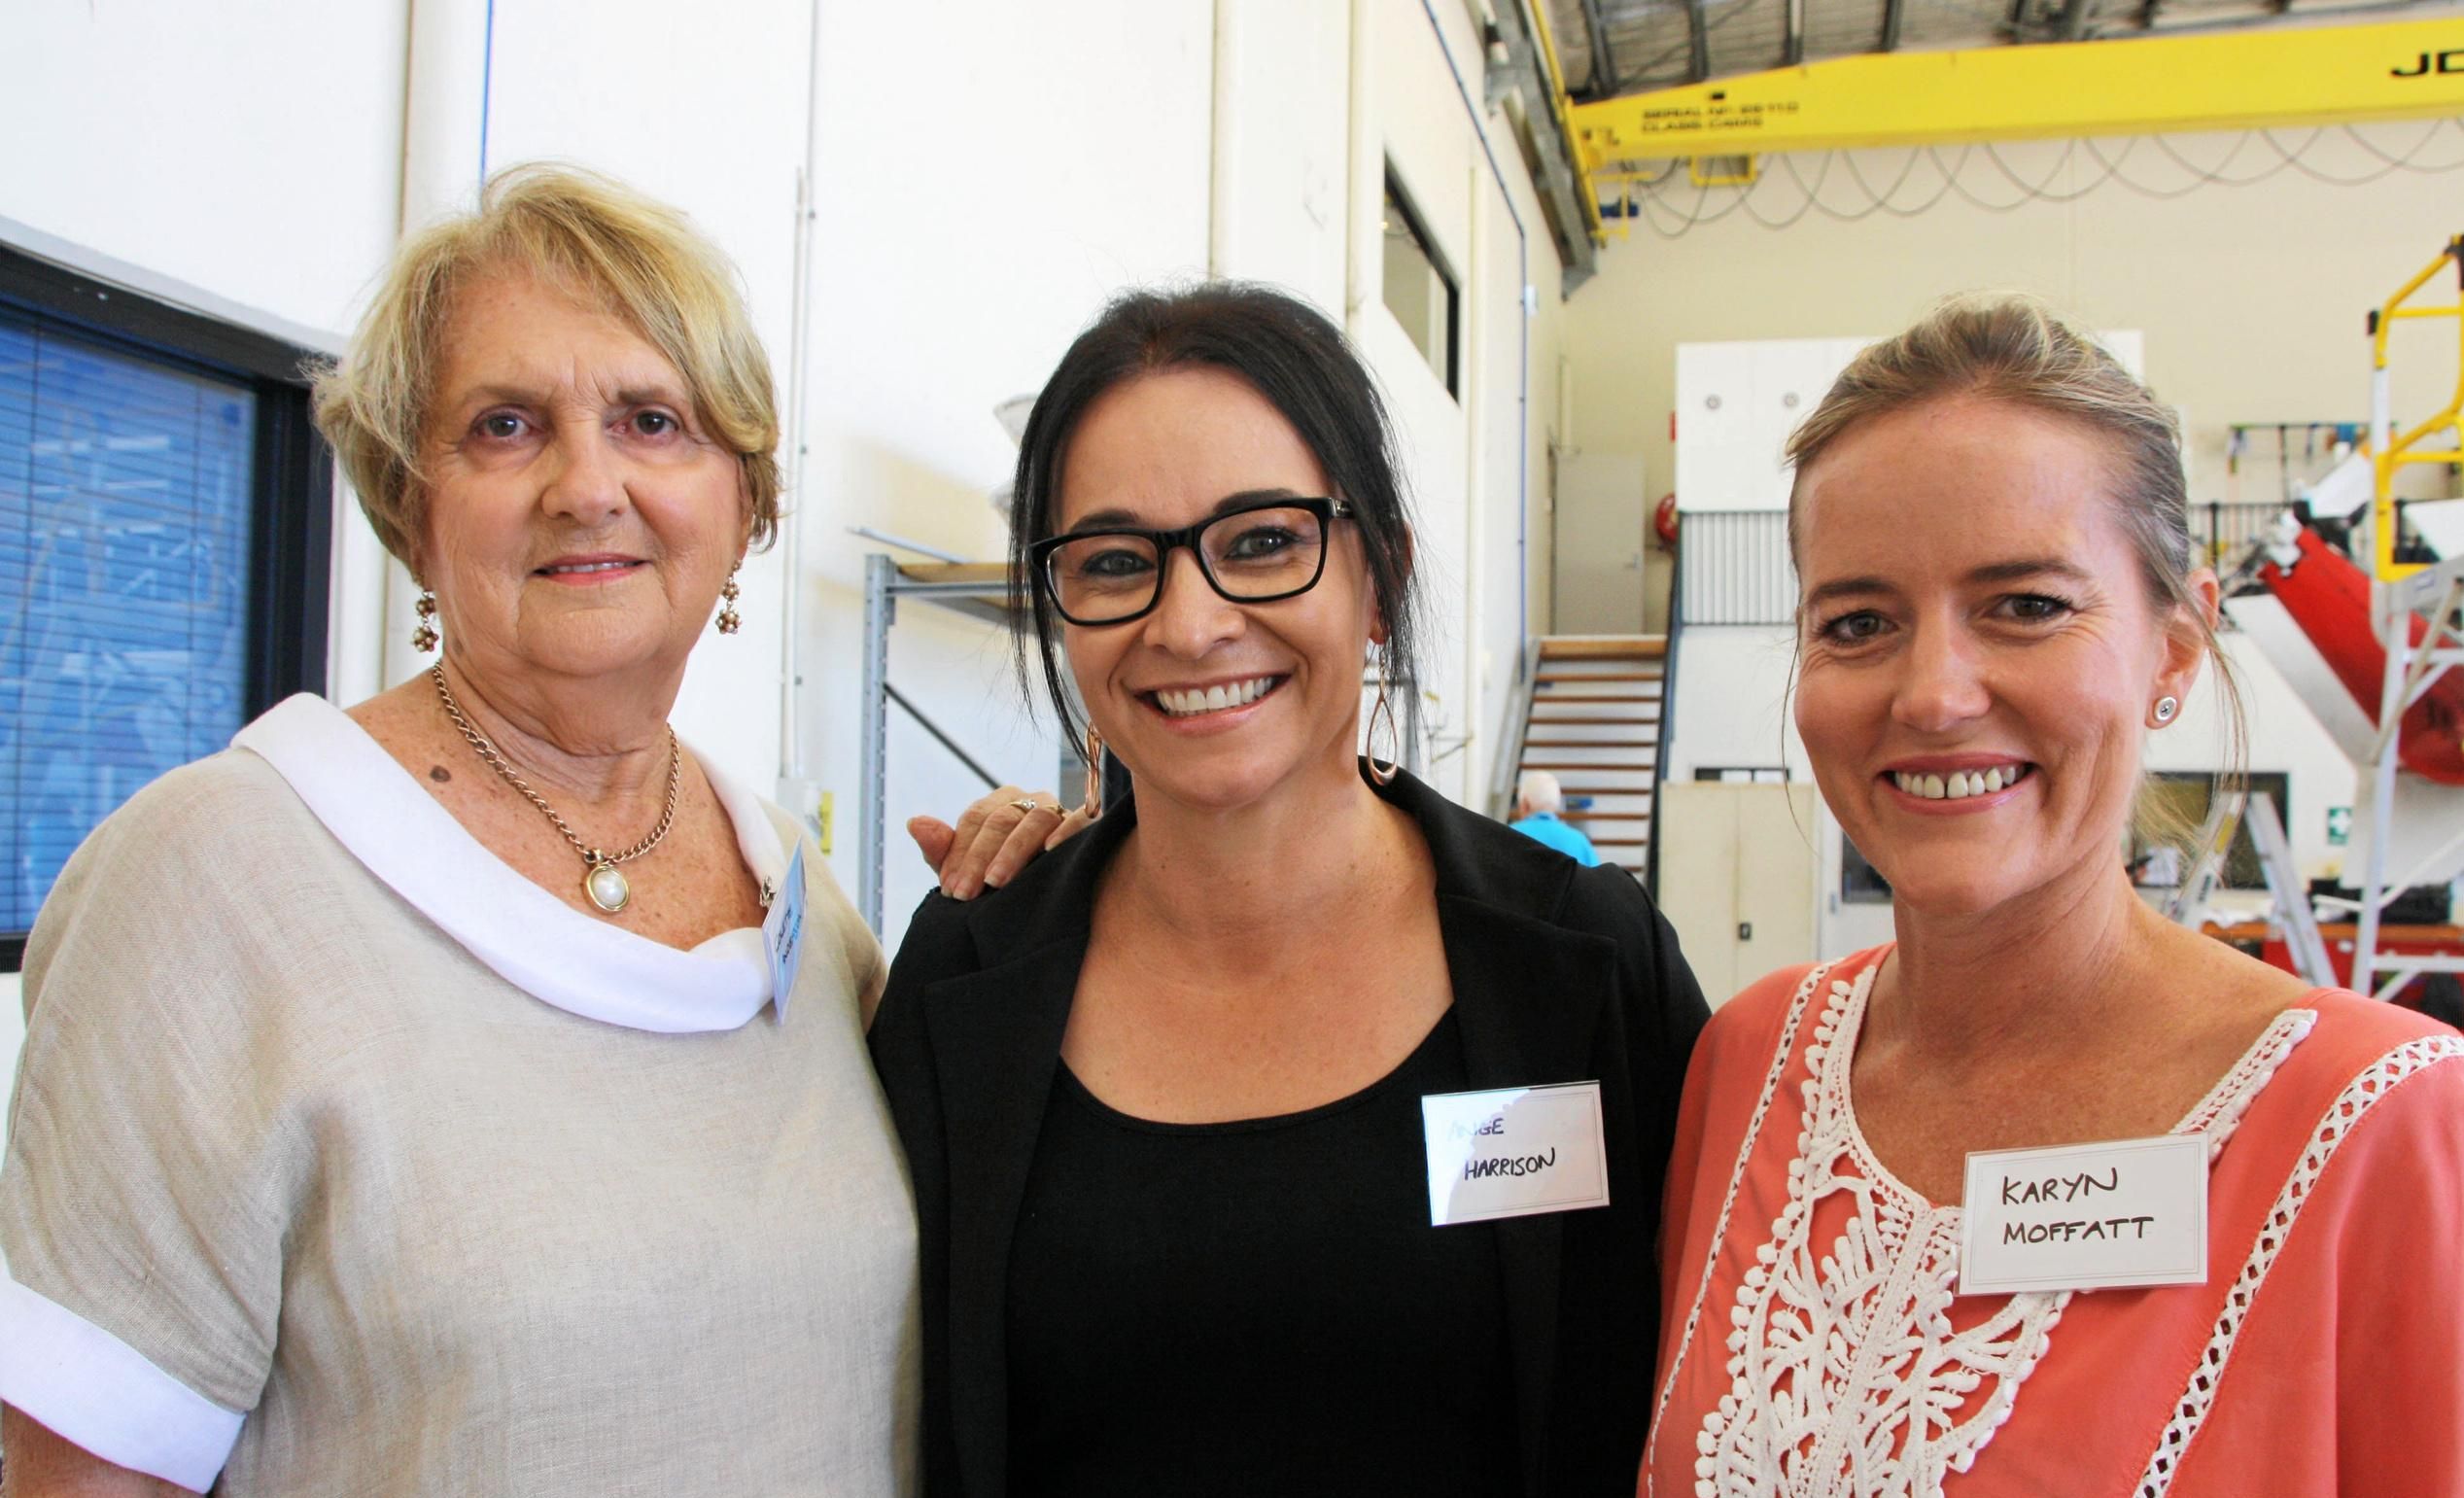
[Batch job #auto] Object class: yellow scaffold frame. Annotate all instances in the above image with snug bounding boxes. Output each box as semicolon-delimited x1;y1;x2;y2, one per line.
2371;236;2464;583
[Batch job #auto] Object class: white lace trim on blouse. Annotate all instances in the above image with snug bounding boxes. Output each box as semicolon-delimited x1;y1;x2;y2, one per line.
1663;958;2316;1498
2132;1031;2464;1497
233;694;788;1034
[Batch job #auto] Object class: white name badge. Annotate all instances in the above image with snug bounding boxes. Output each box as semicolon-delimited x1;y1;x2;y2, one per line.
1421;1081;1611;1227
1959;1133;2209;1297
764;845;808;1020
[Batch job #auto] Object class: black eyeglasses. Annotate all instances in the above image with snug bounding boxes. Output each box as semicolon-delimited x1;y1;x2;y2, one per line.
1030;497;1355;626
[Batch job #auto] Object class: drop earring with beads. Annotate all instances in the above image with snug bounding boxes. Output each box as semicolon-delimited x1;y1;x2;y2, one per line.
715;565;742;635
412;588;439;652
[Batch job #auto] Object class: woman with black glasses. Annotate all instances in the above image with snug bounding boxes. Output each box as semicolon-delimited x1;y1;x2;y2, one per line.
867;283;1708;1498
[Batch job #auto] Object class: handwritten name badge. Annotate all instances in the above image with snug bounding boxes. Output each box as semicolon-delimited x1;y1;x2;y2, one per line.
1959;1133;2208;1297
764;845;808;1020
1421;1081;1611;1227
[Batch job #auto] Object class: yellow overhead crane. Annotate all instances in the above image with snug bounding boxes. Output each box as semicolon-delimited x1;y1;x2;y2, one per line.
1569;16;2464;171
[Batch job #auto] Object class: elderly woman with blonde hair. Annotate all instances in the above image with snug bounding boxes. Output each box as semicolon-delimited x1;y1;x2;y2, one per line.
0;166;916;1495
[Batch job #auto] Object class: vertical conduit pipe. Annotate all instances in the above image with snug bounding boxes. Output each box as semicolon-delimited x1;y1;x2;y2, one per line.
778;0;823;809
1417;0;1533;702
1208;0;1238;276
385;0;494;692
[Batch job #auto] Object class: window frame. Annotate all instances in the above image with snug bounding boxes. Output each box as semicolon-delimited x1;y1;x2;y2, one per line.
1379;163;1461;399
0;245;332;970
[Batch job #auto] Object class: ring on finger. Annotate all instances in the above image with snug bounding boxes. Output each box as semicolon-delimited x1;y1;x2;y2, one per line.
1009;796;1049;815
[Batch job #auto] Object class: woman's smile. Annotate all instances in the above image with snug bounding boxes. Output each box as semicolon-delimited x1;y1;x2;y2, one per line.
534;552;648;586
1143;674;1288;722
1878;756;2037;808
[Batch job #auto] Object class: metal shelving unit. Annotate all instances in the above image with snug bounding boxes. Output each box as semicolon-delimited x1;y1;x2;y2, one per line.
856;552;1016;932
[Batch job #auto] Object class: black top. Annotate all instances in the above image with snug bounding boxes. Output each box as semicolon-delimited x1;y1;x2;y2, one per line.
1006;1011;1517;1497
869;765;1712;1498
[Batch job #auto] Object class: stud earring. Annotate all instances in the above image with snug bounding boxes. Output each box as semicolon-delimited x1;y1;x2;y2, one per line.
411;588;439;653
715;565;742;635
2152;695;2179;726
1081;723;1105;819
1365;647;1401;786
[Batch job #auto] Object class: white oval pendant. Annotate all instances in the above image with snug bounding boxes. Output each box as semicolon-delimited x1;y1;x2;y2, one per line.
585;863;631;914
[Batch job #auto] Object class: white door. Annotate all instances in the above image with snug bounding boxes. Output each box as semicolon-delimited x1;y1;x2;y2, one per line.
1734;784;1820;992
1657;781;1821;1006
1554;450;1647;634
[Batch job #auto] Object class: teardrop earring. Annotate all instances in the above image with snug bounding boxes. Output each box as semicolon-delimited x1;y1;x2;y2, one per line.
1081;723;1105;819
411;588;439;653
1365;648;1401;786
715;565;742;635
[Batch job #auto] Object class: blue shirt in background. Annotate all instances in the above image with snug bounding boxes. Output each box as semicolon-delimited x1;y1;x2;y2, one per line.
1508;812;1600;867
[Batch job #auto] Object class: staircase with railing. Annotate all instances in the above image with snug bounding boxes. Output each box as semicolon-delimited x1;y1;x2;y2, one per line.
1494;635;1668;877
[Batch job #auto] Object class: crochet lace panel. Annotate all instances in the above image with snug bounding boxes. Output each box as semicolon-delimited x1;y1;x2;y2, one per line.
1670;961;2314;1498
1645;961;1833;1482
2132;1033;2464;1498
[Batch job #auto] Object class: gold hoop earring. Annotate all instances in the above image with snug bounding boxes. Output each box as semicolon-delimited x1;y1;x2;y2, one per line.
411;588;439;653
1365;649;1401;786
1081;723;1106;819
715;564;743;635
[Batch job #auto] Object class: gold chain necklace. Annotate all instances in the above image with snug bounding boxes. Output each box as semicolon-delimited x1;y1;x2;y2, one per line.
431;663;679;914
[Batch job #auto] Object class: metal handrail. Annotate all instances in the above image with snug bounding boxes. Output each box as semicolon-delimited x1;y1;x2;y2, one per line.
1647;553;1684;898
1488;637;1544;819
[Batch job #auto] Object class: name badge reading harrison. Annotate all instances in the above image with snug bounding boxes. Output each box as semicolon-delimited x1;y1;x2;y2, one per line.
1959;1133;2208;1297
763;845;808;1020
1421;1082;1611;1227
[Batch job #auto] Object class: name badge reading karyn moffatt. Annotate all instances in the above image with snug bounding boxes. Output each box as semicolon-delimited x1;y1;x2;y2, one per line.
1959;1133;2210;1297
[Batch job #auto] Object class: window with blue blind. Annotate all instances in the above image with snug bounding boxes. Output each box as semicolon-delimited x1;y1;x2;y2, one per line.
0;248;330;966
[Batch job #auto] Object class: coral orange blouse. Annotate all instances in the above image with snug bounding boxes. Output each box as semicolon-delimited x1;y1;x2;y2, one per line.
1643;946;2464;1498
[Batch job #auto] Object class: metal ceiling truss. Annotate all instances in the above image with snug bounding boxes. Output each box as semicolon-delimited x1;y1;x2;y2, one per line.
1576;0;1624;93
1485;0;1607;283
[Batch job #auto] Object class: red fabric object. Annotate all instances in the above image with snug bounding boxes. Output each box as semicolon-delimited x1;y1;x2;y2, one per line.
2259;526;2464;784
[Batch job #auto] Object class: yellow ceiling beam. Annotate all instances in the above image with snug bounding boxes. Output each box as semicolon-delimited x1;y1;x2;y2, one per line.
1572;17;2464;168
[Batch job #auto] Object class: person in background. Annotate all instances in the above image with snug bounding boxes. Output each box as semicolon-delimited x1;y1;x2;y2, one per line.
1643;295;2463;1497
1509;769;1601;867
869;283;1709;1498
0;165;916;1497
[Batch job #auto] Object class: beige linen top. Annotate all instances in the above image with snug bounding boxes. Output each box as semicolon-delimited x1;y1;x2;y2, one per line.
0;694;920;1495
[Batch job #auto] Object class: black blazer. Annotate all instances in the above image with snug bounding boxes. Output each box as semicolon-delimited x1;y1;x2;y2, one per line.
869;767;1710;1497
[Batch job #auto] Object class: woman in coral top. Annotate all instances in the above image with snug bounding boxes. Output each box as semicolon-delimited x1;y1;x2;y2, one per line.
1643;296;2464;1498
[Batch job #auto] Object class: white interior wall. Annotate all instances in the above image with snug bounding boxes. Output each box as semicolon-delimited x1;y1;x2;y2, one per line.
0;2;405;345
1472;171;1531;806
2;1;1567;1110
1565;130;2464;540
1354;0;1475;802
798;0;1216;941
1210;0;1352;309
1674;331;2143;514
1349;0;1563;807
480;0;818;806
